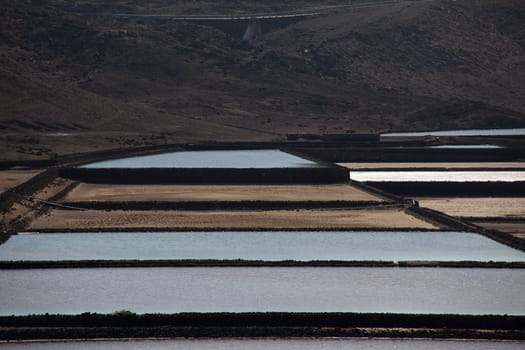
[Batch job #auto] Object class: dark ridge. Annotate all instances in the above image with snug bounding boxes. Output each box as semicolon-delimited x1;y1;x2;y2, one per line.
297;147;525;162
365;181;525;197
58;167;350;185
58;200;393;211
1;312;524;341
0;260;523;269
1;326;523;341
2;312;523;330
465;217;525;223
0;160;56;170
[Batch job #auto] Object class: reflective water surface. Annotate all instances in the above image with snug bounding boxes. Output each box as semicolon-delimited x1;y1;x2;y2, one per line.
80;150;319;169
2;231;524;262
382;128;525;137
350;171;525;182
1;267;523;315
1;338;524;350
428;144;502;149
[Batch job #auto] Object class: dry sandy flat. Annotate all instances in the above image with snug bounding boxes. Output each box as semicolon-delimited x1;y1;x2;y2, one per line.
338;162;525;169
417;198;525;218
473;222;525;240
63;184;381;202
0;170;41;194
30;208;437;230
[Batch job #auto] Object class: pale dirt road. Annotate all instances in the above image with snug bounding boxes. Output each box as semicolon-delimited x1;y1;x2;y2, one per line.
30;208;437;230
63;184;382;202
417;198;525;218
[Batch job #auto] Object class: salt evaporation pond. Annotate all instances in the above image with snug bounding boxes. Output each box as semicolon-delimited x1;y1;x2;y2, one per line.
382;128;525;137
80;150;320;169
350;171;525;182
2;231;524;262
1;267;524;315
1;338;523;350
428;144;502;149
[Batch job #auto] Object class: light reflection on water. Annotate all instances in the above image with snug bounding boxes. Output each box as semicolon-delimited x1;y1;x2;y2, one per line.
1;231;524;262
1;267;524;315
80;150;320;169
381;128;525;137
428;144;502;149
0;338;524;350
350;171;525;182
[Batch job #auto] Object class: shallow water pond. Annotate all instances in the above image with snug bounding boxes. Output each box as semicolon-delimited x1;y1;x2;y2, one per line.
1;267;523;315
350;171;525;182
428;144;502;149
1;231;524;262
382;128;525;137
1;338;524;350
80;150;319;169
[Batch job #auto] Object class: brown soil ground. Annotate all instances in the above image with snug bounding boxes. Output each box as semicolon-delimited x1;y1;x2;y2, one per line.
338;162;525;170
30;208;437;230
472;222;525;240
417;198;525;218
0;170;41;194
63;184;381;202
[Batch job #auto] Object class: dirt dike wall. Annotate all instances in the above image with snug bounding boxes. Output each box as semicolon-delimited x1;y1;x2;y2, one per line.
60;200;388;211
298;147;525;162
1;313;524;341
366;181;525;197
1;260;524;270
0;169;58;214
1;325;522;341
0;160;55;170
59;167;349;184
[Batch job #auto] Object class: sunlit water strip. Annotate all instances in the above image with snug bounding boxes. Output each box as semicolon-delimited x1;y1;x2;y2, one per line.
427;144;502;149
80;150;319;169
1;338;524;350
1;231;523;262
350;171;525;182
1;267;523;315
382;128;525;137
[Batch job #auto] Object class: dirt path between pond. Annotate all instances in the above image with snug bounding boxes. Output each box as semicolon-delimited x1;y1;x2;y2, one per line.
30;208;437;230
418;198;525;218
63;184;382;202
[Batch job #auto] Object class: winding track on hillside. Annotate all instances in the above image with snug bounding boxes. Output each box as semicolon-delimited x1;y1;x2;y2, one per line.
110;0;437;21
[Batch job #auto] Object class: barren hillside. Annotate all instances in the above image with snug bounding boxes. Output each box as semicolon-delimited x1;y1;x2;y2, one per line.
1;0;524;160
